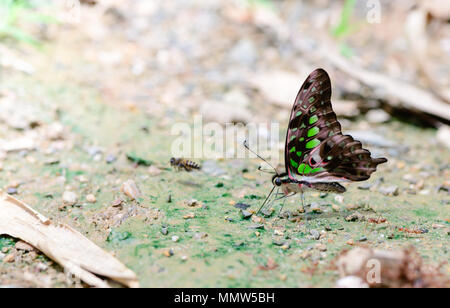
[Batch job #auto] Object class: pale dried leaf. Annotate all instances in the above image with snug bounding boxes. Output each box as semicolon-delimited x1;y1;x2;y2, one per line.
0;192;139;288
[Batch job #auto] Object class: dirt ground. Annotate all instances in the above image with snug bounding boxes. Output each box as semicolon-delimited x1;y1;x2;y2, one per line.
0;0;449;287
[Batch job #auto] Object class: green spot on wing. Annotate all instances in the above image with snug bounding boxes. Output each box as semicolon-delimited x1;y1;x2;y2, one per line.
298;163;306;174
295;111;302;117
290;159;299;169
296;151;302;157
289;147;296;153
307;127;319;137
290;135;296;141
303;164;313;174
306;138;320;149
310;167;325;173
309;115;318;124
308;97;315;103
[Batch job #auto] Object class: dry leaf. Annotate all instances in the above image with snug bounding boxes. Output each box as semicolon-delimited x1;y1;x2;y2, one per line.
0;192;139;288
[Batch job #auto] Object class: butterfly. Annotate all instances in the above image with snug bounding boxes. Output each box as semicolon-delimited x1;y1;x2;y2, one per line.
249;68;388;214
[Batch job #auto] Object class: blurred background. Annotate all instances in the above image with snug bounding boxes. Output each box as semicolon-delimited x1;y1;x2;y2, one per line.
0;0;449;287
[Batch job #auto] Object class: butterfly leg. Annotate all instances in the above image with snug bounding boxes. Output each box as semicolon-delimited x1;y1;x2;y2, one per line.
257;185;276;215
300;192;310;231
260;190;295;217
263;187;281;214
277;193;296;217
278;197;287;217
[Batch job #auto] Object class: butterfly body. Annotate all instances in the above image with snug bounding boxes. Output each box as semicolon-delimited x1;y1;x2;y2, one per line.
273;174;346;195
264;68;387;210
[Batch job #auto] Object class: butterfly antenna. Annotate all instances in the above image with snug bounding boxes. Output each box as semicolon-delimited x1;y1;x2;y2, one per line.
243;140;278;175
257;166;276;174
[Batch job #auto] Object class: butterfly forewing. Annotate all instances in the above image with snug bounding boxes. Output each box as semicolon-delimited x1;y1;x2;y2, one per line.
285;69;387;182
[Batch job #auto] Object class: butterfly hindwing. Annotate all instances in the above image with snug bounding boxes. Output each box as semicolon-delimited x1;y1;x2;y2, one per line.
285;69;387;182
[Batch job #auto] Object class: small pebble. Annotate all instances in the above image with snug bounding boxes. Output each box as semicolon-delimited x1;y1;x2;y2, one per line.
240;210;253;219
112;198;123;207
310;229;320;240
310;203;322;213
86;194;96;203
281;243;290;250
183;213;195;219
6;187;18;195
402;174;418;184
76;175;88;183
36;263;48;272
62;191;78;206
273;229;284;236
171;236;179;242
261;208;273;217
279;211;291;219
248;224;264;230
272;239;285;246
121;179;141;200
335;195;344;204
194;232;208;239
3;253;15;263
161;227;169;235
185;199;202;207
332;204;341;212
345;212;365;222
105;154;117;164
357;183;372;190
163;249;174;257
359;236;368;242
378;185;399;196
315;243;327;252
366;109;390;123
15;241;35;252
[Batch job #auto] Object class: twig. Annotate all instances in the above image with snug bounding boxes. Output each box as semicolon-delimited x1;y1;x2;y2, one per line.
322;49;450;121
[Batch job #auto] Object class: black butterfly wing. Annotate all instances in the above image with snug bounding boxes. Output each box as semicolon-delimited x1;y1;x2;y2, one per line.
284;68;387;182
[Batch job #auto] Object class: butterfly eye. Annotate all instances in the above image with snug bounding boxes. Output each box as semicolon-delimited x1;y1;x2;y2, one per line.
274;178;282;186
